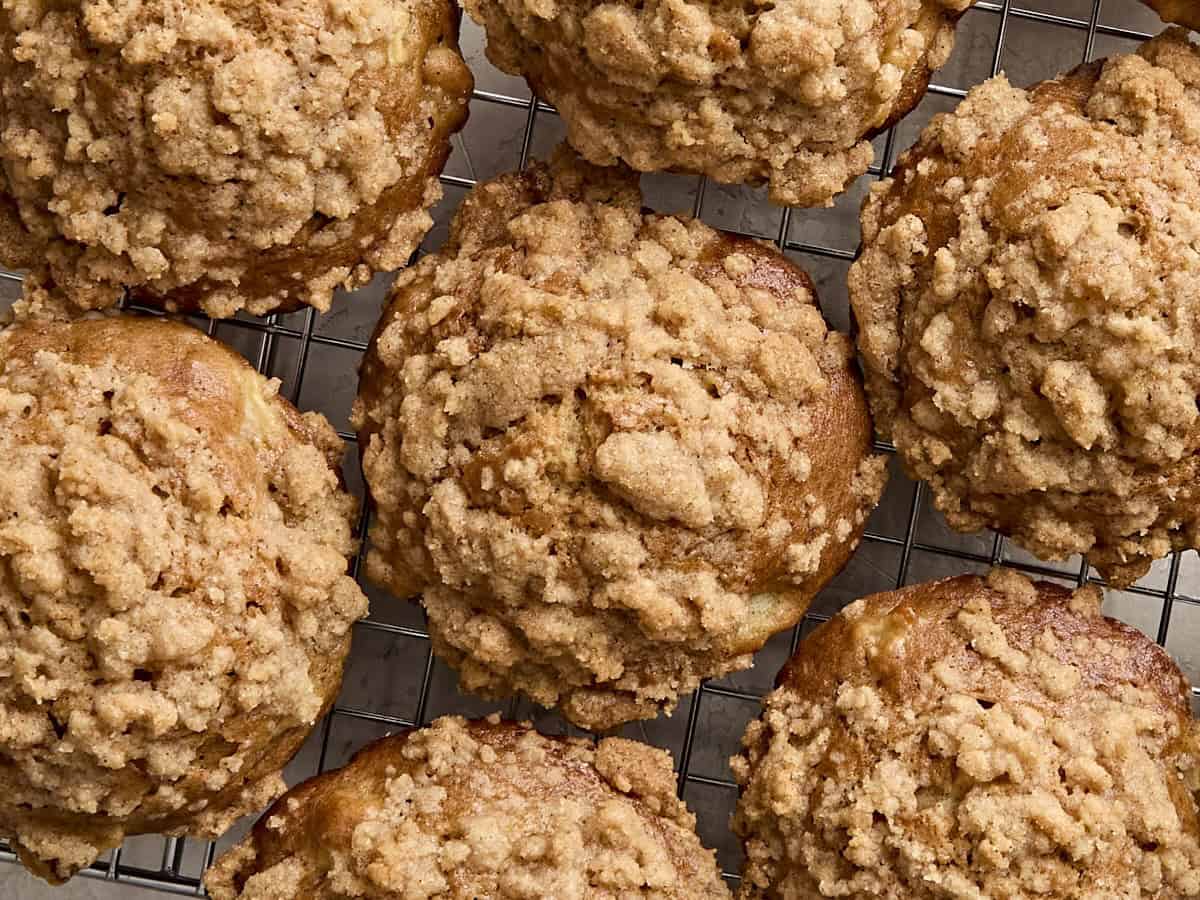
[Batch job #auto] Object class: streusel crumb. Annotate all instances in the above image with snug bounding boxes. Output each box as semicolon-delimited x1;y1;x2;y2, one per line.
205;716;731;899
0;0;472;317
0;311;367;883
462;0;974;206
353;148;886;731
733;572;1200;899
849;29;1200;586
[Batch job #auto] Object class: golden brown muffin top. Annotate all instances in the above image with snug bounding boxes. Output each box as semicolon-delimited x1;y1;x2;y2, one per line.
206;715;732;899
732;570;1200;899
0;0;471;317
462;0;974;206
1144;0;1200;29
849;29;1200;586
0;309;367;881
353;149;886;730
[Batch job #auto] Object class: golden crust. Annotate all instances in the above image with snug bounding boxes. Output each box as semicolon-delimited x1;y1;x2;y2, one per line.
733;570;1200;899
1143;0;1200;29
353;149;887;730
205;716;731;899
849;30;1200;587
462;0;975;207
0;0;472;318
0;312;367;883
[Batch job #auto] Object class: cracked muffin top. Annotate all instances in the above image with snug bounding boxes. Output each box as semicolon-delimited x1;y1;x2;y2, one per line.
733;569;1200;899
0;0;472;317
461;0;975;207
206;716;731;899
353;149;886;731
0;308;367;883
849;29;1200;587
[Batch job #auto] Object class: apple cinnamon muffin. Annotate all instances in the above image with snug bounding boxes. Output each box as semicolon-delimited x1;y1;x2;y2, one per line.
354;149;887;731
461;0;975;207
850;29;1200;586
733;570;1200;899
206;716;731;899
0;310;367;882
0;0;472;317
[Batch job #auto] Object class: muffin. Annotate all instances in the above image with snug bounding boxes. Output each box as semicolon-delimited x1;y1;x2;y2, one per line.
205;715;731;899
353;149;888;731
1144;0;1200;29
849;29;1200;587
0;310;368;882
461;0;976;207
0;0;473;318
732;569;1200;899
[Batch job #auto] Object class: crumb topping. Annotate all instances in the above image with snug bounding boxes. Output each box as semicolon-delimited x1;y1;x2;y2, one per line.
849;30;1200;586
205;716;731;899
0;0;472;317
732;571;1200;899
0;314;367;882
462;0;974;206
353;150;886;731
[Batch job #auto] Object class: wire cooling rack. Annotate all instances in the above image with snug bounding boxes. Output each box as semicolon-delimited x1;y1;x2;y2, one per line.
1;1;1196;895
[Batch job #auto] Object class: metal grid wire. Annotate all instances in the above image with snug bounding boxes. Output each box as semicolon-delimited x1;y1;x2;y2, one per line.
0;0;1191;894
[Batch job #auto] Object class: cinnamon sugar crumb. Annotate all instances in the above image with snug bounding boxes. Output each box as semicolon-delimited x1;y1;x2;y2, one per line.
733;572;1200;899
353;149;885;731
0;0;471;316
206;717;730;899
0;315;366;882
462;0;976;206
850;30;1200;587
